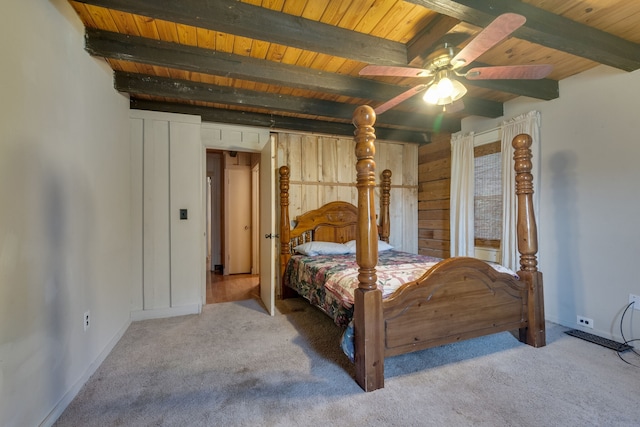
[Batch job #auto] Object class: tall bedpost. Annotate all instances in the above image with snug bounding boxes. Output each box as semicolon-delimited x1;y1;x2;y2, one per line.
512;134;546;347
379;169;392;243
279;166;296;299
353;105;384;392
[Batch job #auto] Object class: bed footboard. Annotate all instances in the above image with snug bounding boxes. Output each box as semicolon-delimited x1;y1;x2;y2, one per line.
382;257;527;357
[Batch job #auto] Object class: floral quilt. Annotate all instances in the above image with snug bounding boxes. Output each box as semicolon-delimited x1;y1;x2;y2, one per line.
284;249;520;362
283;250;442;327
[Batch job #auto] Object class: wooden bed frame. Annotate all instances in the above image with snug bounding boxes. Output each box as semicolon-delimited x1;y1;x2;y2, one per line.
279;105;545;392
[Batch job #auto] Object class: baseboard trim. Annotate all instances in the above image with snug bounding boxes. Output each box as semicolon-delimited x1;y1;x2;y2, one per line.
130;304;202;321
40;319;131;427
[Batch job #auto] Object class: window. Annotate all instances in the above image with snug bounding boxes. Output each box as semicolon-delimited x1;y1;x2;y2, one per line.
474;141;502;251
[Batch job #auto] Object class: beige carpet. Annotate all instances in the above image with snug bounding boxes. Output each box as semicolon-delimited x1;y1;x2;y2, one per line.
54;297;640;426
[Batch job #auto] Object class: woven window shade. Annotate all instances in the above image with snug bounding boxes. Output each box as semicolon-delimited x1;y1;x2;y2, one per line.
474;152;502;241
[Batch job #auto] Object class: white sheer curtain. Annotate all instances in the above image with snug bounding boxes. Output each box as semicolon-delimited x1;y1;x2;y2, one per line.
500;110;541;271
450;131;475;257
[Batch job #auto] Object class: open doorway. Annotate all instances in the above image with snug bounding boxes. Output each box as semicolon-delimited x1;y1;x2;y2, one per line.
205;149;259;304
200;124;276;315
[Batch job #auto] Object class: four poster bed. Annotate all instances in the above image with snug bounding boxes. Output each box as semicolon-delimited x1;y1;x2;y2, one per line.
279;105;545;392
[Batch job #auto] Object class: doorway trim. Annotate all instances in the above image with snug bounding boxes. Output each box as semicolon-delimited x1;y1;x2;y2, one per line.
201;122;272;308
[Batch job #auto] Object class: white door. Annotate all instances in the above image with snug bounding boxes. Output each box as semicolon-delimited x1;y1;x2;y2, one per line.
260;135;276;315
251;164;260;275
225;166;252;274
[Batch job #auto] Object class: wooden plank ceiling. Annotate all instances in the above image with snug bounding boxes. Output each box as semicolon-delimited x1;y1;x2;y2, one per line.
69;0;640;143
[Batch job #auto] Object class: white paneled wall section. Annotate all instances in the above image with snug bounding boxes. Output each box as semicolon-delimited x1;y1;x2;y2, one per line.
130;111;204;320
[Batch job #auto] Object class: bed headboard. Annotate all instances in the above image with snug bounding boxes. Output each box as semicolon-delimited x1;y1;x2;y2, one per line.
287;200;359;244
278;165;392;286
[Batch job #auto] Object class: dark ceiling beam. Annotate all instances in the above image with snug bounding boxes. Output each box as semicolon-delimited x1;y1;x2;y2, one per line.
74;0;407;66
115;72;462;133
130;99;433;144
406;0;640;72
407;15;460;65
85;29;407;103
86;29;525;114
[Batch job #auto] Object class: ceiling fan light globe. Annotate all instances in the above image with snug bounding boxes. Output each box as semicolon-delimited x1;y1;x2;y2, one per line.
423;85;440;104
423;77;467;106
436;77;455;98
450;79;467;101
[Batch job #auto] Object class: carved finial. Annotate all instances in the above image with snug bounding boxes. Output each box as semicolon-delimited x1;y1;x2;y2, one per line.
353;105;376;163
380;170;392;213
353;105;376;128
279;166;290;196
379;170;392;243
279;165;291;259
513;134;533;181
512;133;531;149
513;133;534;197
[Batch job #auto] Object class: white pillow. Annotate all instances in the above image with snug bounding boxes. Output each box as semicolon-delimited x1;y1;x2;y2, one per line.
344;240;394;252
378;240;394;252
293;241;351;256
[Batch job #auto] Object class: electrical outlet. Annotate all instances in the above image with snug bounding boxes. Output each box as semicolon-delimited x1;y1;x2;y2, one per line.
629;294;640;311
84;311;90;332
577;315;593;329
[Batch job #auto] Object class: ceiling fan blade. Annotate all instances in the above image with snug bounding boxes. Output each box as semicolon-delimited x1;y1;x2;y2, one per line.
465;64;553;80
374;84;428;114
451;13;526;68
359;65;432;78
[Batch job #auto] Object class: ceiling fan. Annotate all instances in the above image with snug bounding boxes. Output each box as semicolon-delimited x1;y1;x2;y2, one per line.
359;13;553;114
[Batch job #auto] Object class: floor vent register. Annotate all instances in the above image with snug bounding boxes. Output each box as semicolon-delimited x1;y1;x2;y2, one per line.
565;329;633;352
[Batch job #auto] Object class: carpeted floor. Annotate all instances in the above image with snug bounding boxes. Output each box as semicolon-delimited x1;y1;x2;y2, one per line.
54;297;640;426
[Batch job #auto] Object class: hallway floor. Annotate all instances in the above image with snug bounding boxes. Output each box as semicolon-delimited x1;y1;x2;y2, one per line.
206;271;260;304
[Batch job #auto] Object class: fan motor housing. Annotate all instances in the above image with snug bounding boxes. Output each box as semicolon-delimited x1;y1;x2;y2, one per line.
423;44;460;72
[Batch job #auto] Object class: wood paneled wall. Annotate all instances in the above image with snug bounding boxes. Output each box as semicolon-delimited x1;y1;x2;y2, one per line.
418;133;451;259
276;132;418;253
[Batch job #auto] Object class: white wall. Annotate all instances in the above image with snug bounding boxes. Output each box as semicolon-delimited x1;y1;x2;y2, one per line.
0;1;132;426
462;66;640;342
